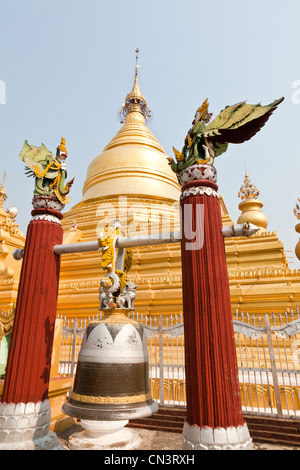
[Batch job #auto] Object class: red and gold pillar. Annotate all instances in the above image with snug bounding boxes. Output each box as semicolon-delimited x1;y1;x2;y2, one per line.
179;164;252;450
0;196;64;450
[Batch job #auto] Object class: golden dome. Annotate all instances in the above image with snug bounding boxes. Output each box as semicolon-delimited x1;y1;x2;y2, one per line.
295;223;300;261
294;201;300;260
82;57;180;204
237;172;268;229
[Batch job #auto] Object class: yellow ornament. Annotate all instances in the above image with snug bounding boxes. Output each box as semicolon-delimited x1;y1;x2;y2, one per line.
57;137;67;154
197;98;209;120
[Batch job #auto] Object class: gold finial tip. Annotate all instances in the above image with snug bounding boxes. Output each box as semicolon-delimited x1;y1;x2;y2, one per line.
1;171;6;189
0;170;7;206
196;98;209;120
238;172;260;201
57;136;67;153
135;48;141;74
118;49;151;123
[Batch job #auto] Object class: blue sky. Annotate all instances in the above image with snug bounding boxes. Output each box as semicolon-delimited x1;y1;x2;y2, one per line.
1;0;300;267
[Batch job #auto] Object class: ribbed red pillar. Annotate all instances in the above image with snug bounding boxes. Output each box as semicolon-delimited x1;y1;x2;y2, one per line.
180;177;244;430
2;207;63;404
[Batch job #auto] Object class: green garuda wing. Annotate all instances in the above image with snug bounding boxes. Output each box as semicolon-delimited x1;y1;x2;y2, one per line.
19;140;60;179
202;97;284;157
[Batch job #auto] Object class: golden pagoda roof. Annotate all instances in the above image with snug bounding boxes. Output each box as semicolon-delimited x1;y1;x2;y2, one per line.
82;52;180;203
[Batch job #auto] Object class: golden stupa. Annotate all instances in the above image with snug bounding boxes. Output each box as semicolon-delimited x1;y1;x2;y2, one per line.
57;53;182;318
2;55;300;430
55;58;300;319
1;53;300;321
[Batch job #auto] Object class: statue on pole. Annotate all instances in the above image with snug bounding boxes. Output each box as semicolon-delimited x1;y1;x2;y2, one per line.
19;137;74;204
0;137;74;450
172;97;284;450
169;97;284;174
98;221;136;310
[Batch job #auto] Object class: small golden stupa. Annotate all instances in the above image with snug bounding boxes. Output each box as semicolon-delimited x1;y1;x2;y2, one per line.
237;171;268;230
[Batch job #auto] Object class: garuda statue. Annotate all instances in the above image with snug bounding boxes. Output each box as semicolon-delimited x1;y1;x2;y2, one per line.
169;97;284;174
19;137;74;205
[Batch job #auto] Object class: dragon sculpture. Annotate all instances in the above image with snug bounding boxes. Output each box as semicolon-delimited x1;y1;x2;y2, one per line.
98;221;136;310
169;97;284;175
19;137;74;204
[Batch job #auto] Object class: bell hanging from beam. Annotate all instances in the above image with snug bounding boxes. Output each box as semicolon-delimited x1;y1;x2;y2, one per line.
62;221;158;450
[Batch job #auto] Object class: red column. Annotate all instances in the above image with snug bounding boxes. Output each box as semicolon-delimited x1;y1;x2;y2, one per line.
180;165;252;450
2;205;63;404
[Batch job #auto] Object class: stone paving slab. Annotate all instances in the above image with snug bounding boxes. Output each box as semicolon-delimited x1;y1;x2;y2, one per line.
58;424;300;451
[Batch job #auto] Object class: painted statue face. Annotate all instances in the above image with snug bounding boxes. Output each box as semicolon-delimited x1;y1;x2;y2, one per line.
192;111;213;126
192;111;201;125
56;149;67;162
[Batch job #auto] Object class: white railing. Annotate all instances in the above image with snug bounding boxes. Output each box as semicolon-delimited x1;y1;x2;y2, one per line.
58;308;300;419
234;309;300;418
138;312;185;407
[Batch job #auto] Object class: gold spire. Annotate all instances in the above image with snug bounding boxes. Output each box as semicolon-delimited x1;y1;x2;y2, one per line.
237;170;268;229
119;49;152;123
238;171;260;201
0;172;7;208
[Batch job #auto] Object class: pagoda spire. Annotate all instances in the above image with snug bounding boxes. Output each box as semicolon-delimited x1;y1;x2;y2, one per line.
238;170;260;201
0;172;7;208
119;49;152;123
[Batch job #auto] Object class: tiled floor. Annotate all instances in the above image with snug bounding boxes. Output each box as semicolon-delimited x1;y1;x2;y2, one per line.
58;424;300;451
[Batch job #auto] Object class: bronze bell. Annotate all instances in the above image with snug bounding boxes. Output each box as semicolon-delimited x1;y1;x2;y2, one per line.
62;308;158;422
62;221;157;449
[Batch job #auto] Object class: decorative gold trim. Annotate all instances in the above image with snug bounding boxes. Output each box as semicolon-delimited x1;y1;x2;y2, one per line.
0;307;14;340
294;198;300;220
92;310;138;325
70;391;151;404
238;172;260;201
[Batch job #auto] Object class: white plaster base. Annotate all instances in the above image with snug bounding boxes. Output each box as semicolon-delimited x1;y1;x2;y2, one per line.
66;419;141;450
0;400;64;450
182;421;253;450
